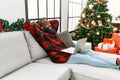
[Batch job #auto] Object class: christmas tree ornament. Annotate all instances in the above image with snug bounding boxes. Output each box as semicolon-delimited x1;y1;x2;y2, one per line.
91;20;96;26
89;4;93;10
107;19;110;23
0;22;3;32
6;28;10;32
100;33;103;36
87;24;89;27
82;14;86;19
98;20;103;27
88;20;92;22
101;0;106;3
98;23;103;27
76;35;80;38
94;2;99;6
110;32;113;35
84;20;87;22
96;32;100;35
113;27;118;32
87;32;90;36
90;13;95;17
97;15;101;18
15;22;19;26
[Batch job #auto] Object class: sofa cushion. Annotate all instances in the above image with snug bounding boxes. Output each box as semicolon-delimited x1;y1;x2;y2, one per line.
24;31;47;61
1;63;70;80
57;30;74;47
0;31;31;78
36;57;120;80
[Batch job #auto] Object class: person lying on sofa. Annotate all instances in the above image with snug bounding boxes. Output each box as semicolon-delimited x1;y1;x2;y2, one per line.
24;19;120;69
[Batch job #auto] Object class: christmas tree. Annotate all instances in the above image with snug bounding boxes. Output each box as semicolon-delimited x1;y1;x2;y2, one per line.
72;0;113;49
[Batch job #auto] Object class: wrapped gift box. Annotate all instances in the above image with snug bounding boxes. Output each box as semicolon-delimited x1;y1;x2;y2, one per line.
97;40;115;50
112;33;120;47
117;50;120;55
103;38;113;44
94;46;117;54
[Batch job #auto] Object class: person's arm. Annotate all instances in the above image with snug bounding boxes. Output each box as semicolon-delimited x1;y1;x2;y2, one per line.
43;27;56;35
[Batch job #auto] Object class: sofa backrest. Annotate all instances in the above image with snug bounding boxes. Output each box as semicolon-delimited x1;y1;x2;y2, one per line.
23;31;47;61
0;31;31;78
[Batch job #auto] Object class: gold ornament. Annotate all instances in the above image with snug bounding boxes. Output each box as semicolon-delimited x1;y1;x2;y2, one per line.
91;20;96;26
113;27;118;32
96;32;100;35
107;19;110;23
89;4;93;10
87;33;90;36
76;35;80;38
82;14;86;19
97;15;101;18
87;24;89;27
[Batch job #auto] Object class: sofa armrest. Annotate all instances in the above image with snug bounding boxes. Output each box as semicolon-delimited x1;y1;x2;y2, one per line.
73;40;92;50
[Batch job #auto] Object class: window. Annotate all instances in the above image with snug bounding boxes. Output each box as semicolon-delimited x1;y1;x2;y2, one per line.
25;0;61;32
68;0;83;31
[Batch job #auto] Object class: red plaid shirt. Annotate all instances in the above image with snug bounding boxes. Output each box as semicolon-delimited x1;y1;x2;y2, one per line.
24;20;71;63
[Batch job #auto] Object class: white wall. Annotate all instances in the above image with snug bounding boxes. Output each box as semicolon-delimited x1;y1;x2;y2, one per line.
0;0;25;23
0;0;119;28
108;0;120;22
108;0;120;17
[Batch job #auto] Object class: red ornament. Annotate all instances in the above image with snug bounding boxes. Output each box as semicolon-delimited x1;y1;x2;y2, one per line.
0;22;3;32
6;28;10;32
110;32;113;35
94;2;99;6
16;22;19;26
100;33;103;36
90;13;95;17
101;0;106;3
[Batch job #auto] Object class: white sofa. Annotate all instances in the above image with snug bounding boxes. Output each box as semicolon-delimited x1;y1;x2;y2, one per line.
0;31;120;80
0;31;70;80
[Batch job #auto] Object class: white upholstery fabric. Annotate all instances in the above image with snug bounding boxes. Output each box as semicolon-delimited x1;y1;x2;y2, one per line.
1;63;70;80
0;31;31;78
36;57;120;80
24;31;47;61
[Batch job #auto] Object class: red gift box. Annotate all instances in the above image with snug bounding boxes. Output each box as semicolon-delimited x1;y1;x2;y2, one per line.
117;50;120;55
103;38;113;44
116;45;120;55
94;46;117;54
112;33;120;47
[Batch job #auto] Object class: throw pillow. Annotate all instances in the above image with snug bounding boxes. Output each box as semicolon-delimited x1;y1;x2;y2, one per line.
24;31;47;61
57;30;74;47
